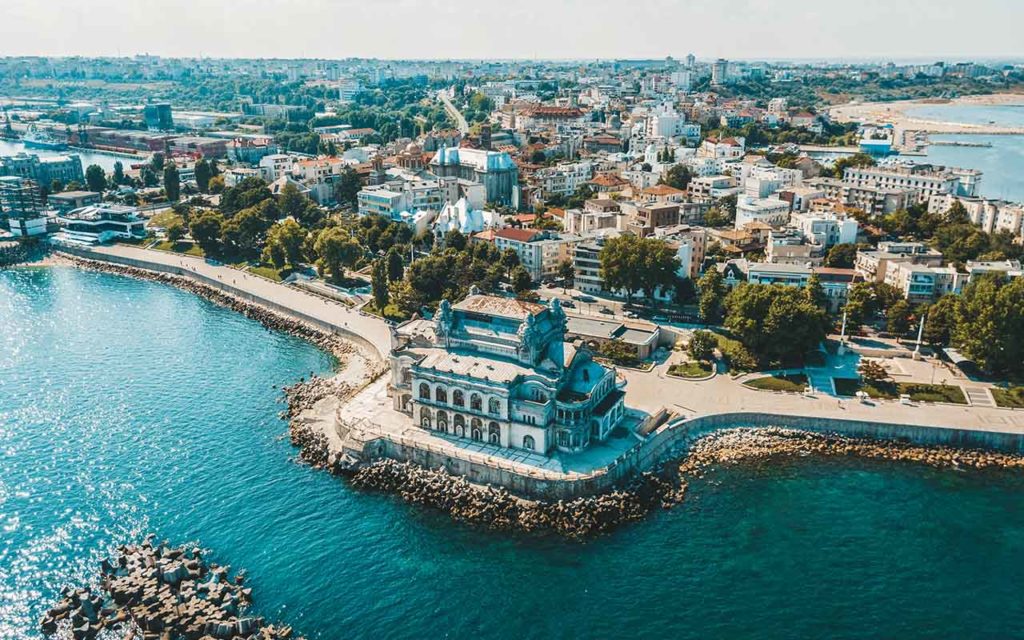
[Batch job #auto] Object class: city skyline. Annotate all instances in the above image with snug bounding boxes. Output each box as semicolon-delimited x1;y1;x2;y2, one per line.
3;0;1023;61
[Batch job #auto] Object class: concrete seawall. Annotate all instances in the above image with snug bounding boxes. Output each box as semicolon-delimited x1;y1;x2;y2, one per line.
352;411;1024;500
56;245;386;361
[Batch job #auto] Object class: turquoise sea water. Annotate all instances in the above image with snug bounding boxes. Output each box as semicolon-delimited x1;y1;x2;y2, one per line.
901;103;1024;202
3;267;1024;639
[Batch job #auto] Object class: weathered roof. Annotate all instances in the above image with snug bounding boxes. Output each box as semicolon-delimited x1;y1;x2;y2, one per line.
452;294;545;320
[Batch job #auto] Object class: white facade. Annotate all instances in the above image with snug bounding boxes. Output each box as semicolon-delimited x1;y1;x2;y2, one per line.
735;196;791;229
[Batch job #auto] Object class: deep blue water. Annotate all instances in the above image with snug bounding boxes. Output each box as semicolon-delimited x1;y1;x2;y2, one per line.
3;267;1024;639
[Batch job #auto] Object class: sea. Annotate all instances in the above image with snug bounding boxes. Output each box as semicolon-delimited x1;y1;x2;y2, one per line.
0;139;130;174
3;267;1024;639
902;103;1024;202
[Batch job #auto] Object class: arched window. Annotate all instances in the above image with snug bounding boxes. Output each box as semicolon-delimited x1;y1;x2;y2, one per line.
470;393;482;412
488;398;500;415
471;426;483;442
488;422;500;445
437;411;449;428
420;408;432;428
419;383;430;399
454;414;465;437
435;386;447;404
452;390;465;407
523;435;535;451
401;369;412;384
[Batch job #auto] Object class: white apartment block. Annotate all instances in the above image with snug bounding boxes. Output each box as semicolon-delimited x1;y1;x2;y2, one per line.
883;262;964;303
535;161;594;198
735;195;791;229
842;163;981;204
927;194;1024;238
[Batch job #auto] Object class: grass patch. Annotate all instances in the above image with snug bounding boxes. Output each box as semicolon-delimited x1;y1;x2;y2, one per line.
899;383;967;405
362;301;410;323
835;379;967;404
712;331;759;372
148;210;183;229
992;387;1024;409
152;240;204;257
668;360;714;379
248;265;283;282
745;374;808;393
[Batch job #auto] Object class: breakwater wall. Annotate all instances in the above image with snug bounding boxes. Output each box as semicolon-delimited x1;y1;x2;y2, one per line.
56;245;383;361
346;411;1024;501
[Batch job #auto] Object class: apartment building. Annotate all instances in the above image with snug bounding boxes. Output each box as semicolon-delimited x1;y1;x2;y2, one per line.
734;195;791;229
842;163;981;204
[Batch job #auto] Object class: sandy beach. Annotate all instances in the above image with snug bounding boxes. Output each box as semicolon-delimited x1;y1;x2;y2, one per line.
830;93;1024;137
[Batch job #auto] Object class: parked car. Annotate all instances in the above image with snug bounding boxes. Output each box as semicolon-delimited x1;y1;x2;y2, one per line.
561;299;576;308
577;294;597;303
599;307;614;315
651;314;669;323
624;311;638;319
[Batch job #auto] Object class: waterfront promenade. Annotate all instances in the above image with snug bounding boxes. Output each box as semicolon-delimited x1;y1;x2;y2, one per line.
57;243;393;361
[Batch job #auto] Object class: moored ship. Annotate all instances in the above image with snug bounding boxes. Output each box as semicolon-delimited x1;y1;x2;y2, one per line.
22;125;68;150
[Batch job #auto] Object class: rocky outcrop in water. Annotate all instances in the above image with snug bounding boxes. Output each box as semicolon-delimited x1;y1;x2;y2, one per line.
60;254;356;363
348;459;684;539
40;534;303;640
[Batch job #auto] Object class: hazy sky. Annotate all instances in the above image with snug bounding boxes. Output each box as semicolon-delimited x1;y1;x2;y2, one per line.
3;0;1023;61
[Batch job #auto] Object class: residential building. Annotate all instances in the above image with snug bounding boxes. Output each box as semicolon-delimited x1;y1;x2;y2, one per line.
883;262;964;303
854;241;944;282
627;202;679;237
765;228;824;266
734;195;790;228
47;190;101;214
842;163;981;204
492;228;577;281
0;176;48;237
388;293;628;455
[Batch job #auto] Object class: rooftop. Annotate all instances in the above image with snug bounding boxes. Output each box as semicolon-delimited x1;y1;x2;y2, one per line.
452;294;546;320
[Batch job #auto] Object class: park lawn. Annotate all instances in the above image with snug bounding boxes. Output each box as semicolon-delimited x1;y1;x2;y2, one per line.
152;240;204;257
149;210;183;229
712;330;759;372
668;360;714;379
745;374;808;393
991;387;1024;409
835;379;967;404
248;265;284;282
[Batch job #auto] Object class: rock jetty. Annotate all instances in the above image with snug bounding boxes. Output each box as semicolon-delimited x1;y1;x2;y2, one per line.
677;427;1024;481
348;459;684;539
60;254;356;363
40;534;303;640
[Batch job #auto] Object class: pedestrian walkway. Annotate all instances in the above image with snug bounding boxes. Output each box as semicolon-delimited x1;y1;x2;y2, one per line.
964;386;995;408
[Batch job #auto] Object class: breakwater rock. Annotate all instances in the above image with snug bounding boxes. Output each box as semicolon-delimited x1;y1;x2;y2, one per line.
60;254;356;364
348;459;684;539
678;427;1024;480
40;534;303;640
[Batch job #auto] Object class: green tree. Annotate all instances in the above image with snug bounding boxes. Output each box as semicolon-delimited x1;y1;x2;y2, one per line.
556;259;575;291
220;206;271;260
952;275;1024;376
166;219;185;243
188;211;224;254
500;248;521;279
886;299;912;336
334;166;362;207
723;283;830;365
371;258;390;311
858;359;891;386
824;243;857;268
220;177;272;215
277;182;308;219
262;219;307;267
444;229;467;251
688;330;717;362
112;161;125;185
922;295;958;347
599;234;680;304
85;164;107;193
385;247;405;282
194;158;212;193
660;164;692;191
805;273;828;309
163;162;181;201
511;265;533;294
697;268;726;324
832;152;876;179
313;227;363;283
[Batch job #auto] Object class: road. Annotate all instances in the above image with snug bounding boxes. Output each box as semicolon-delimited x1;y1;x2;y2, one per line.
437;89;469;135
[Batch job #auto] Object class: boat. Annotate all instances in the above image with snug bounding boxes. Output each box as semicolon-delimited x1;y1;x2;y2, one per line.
22;125;68;150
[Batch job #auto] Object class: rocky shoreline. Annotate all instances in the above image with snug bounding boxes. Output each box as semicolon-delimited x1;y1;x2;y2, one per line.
58;253;357;364
677;427;1024;481
290;425;1024;539
40;534;303;640
348;459;684;539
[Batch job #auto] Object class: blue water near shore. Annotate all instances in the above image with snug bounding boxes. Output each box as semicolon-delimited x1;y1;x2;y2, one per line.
3;267;1024;638
901;103;1024;202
